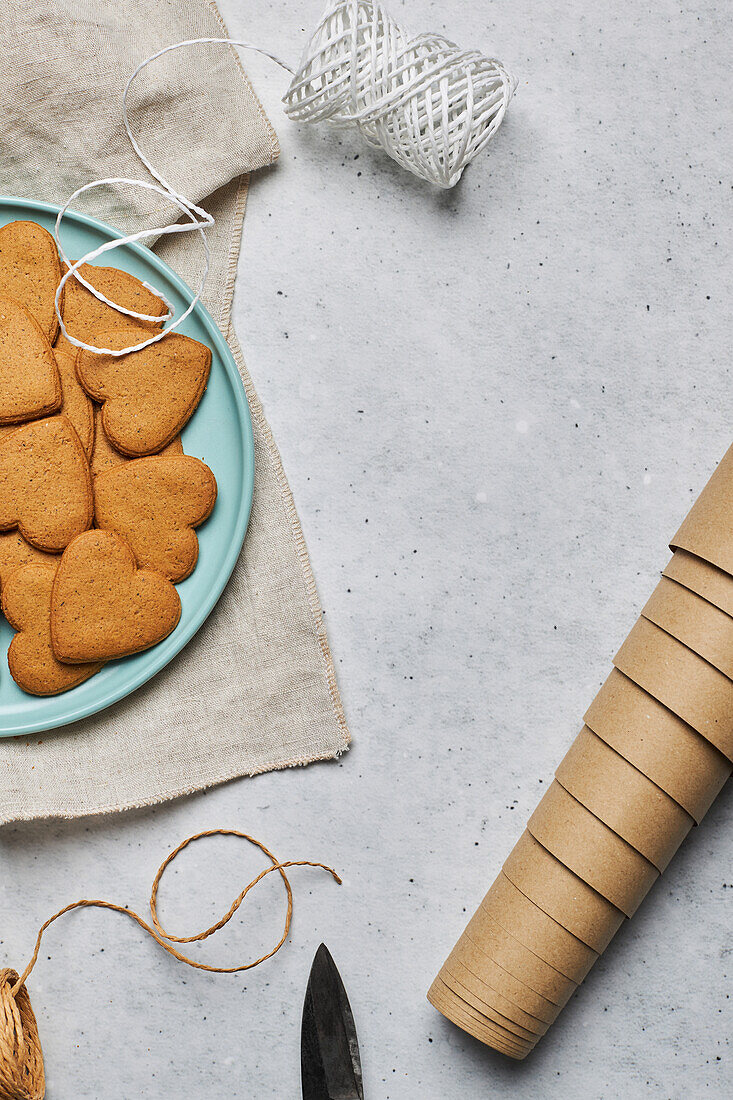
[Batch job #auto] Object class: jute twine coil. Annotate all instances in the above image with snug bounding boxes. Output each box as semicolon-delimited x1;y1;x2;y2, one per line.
0;829;341;1100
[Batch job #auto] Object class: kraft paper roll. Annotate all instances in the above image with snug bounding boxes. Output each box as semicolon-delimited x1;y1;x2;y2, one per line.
430;440;733;1058
462;907;577;1004
437;1016;528;1061
503;830;625;952
439;959;549;1036
555;727;694;871
436;970;542;1041
614;617;733;761
670;441;733;577
447;937;562;1022
643;576;733;681
479;872;598;982
432;974;539;1047
428;977;535;1055
527;781;658;916
424;981;534;1056
444;947;560;1026
584;669;731;824
441;964;550;1039
663;550;733;618
434;1006;533;1060
428;980;533;1059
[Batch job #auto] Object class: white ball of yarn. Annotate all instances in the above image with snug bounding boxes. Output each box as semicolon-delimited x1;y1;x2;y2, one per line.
283;0;517;188
54;9;518;357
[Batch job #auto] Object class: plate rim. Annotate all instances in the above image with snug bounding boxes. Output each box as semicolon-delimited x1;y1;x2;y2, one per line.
0;194;254;737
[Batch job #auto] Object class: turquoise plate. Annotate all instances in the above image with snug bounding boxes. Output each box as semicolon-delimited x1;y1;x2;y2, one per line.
0;196;254;737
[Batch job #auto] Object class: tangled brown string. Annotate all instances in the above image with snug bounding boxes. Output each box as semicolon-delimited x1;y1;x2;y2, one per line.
0;829;341;1100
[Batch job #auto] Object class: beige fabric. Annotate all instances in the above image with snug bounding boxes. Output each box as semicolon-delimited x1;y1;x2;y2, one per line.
0;0;350;823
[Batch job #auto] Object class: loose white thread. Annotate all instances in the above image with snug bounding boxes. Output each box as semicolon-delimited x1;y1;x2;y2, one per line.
54;37;294;357
55;2;515;357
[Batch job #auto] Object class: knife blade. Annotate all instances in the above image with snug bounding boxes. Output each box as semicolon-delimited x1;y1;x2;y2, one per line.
301;943;364;1100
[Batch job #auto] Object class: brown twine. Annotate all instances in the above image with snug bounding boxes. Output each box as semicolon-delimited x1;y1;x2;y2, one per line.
0;829;341;1100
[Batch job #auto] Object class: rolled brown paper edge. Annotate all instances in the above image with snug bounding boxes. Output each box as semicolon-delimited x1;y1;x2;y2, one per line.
663;549;733;619
437;970;543;1041
435;1011;532;1060
428;980;534;1059
555;726;694;872
503;830;626;953
461;913;577;1006
643;575;733;682
614;617;733;762
444;947;560;1027
430;1002;534;1059
429;972;537;1047
669;439;733;578
528;780;659;917
431;975;534;1046
438;961;548;1038
463;889;577;992
479;871;598;982
455;923;573;1009
584;669;731;823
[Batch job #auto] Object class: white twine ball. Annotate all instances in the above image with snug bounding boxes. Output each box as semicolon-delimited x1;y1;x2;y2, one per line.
53;5;518;358
283;0;517;188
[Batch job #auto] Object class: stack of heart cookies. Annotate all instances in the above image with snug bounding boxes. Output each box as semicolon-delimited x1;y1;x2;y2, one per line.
0;219;217;696
429;442;733;1058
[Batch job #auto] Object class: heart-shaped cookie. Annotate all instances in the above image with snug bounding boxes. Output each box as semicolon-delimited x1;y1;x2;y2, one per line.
0;295;62;424
2;562;102;695
0;220;63;341
0;346;96;453
0;531;58;597
0;415;93;551
94;455;217;581
53;347;94;457
76;331;211;456
56;262;167;353
51;530;181;662
90;406;182;477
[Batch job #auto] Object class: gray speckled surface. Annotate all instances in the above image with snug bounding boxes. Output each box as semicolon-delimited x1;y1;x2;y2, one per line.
2;1;732;1096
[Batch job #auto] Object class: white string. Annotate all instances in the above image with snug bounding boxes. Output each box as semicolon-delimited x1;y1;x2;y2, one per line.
54;38;294;357
54;2;515;357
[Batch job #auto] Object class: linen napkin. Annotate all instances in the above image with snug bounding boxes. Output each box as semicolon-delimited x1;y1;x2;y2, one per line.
0;0;350;822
